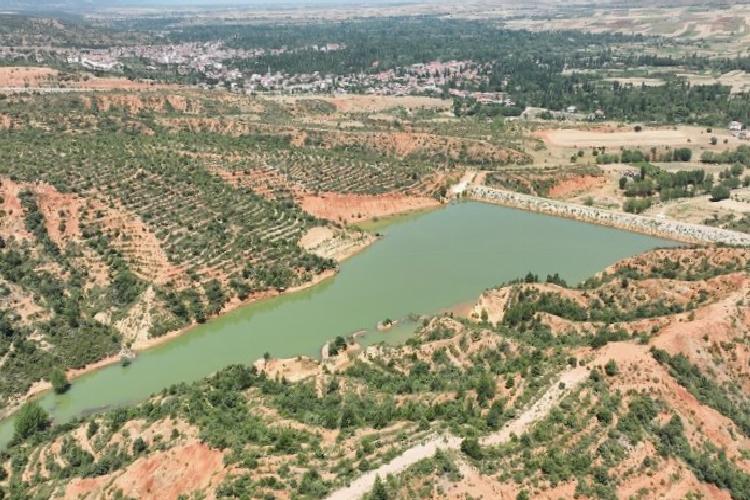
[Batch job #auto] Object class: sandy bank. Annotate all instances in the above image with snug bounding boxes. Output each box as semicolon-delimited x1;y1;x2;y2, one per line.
299;227;376;262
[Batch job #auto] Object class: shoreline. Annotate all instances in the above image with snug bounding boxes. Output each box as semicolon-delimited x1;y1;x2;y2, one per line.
355;203;444;233
4;190;670;420
0;214;402;423
5;188;695;424
0;268;343;423
467;185;750;246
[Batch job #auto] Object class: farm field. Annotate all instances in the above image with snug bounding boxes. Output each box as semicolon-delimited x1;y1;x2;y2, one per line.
602;76;666;87
680;70;750;94
267;94;450;114
536;126;741;149
0;67;181;92
494;121;750;228
504;3;750;53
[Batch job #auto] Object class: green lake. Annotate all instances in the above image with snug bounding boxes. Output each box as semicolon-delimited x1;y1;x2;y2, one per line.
0;201;677;447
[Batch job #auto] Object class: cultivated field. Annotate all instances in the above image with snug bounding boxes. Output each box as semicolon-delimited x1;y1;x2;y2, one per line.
268;94;450;114
505;3;750;53
0;67;58;87
603;76;666;87
0;66;181;92
680;70;750;94
537;126;741;149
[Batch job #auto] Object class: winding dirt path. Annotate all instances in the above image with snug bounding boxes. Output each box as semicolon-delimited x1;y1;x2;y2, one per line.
482;366;587;446
325;366;588;500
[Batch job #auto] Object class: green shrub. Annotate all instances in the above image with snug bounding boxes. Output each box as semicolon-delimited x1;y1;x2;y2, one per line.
711;184;730;202
604;360;618;377
13;402;49;442
50;368;70;395
460;438;483;460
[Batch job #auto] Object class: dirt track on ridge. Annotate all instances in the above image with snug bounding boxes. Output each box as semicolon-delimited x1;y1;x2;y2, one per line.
325;366;589;500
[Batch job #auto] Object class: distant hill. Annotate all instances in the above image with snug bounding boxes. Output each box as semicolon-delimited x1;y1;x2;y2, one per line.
0;0;409;13
4;0;737;15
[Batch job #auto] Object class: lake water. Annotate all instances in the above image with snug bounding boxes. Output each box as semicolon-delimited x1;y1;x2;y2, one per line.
0;201;677;447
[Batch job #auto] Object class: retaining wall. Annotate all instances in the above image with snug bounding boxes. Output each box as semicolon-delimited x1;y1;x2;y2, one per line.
467;185;750;246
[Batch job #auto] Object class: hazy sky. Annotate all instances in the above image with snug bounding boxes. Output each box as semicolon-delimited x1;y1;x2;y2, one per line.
3;0;391;7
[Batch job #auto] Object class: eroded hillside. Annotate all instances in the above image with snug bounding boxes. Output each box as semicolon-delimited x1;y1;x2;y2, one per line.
0;89;532;415
3;246;750;499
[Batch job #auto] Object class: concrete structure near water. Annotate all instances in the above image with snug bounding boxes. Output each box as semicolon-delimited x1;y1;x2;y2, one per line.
468;185;750;246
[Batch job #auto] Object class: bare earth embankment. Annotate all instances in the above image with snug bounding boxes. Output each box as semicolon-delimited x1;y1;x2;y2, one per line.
301;192;441;224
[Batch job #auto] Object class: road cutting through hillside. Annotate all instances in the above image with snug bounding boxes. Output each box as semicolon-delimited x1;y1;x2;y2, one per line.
325;365;589;500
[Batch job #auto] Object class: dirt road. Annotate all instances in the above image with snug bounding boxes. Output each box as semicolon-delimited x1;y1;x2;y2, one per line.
482;366;587;446
324;366;588;500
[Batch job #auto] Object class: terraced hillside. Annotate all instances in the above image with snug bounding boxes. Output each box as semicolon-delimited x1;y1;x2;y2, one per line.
485;165;603;198
0;132;334;412
0;87;537;414
3;246;750;499
177;132;434;197
2;89;531;414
